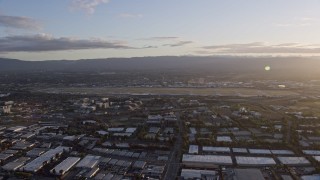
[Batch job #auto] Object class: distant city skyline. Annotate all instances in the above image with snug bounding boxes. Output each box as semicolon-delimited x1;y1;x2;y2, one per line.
1;0;320;60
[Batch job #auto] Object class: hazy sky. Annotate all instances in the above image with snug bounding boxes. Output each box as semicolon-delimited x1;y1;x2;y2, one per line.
1;0;320;60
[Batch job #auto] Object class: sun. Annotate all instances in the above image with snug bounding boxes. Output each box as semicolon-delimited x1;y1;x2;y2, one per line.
264;65;271;71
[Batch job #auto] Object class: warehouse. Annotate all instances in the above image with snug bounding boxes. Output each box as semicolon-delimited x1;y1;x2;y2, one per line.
236;156;276;166
26;148;46;157
51;157;81;175
180;169;218;179
22;146;70;172
217;136;232;142
313;156;320;162
271;150;294;155
0;153;13;162
188;145;198;154
202;146;230;153
228;168;265;180
76;155;101;169
303;150;320;155
248;149;272;155
132;161;146;169
232;148;248;154
141;165;165;179
277;157;310;166
2;157;30;171
182;154;233;168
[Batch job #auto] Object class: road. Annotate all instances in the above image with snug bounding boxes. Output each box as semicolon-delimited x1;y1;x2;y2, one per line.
163;111;183;180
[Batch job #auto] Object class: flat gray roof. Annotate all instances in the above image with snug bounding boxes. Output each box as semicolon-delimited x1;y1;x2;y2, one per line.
188;145;199;154
202;146;230;153
236;156;276;166
22;146;70;172
51;157;80;175
181;169;218;179
232;148;248;153
303;150;320;155
76;155;100;168
313;156;320;162
277;157;310;165
248;149;272;154
182;154;233;165
271;150;294;155
234;168;265;180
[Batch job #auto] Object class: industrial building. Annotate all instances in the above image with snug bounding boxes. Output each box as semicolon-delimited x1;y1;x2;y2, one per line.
232;148;248;153
2;157;30;171
76;155;101;168
303;150;320;155
277;157;311;166
226;168;265;180
188;145;199;154
313;156;320;162
202;146;231;153
51;157;81;175
235;156;276;166
217;136;232;142
22;146;70;172
248;149;272;155
180;169;218;179
270;150;294;155
182;154;233;168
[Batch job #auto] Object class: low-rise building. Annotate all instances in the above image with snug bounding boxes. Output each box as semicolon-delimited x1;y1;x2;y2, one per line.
180;169;218;179
22;146;70;172
182;154;233;168
51;157;81;175
76;155;101;169
277;157;311;166
236;156;276;166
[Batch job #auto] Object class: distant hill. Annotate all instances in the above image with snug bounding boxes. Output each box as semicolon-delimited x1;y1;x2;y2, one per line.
0;56;320;79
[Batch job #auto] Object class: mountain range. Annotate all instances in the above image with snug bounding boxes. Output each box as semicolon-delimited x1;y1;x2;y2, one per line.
0;56;319;79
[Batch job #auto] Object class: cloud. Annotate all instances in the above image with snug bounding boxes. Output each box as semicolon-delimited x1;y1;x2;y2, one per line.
201;42;320;54
274;17;317;27
0;14;41;30
0;34;134;52
163;41;193;47
142;45;158;49
119;13;143;18
139;37;180;41
71;0;110;14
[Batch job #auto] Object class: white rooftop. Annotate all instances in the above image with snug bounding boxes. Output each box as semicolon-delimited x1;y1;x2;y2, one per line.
188;145;199;154
271;150;294;155
236;156;276;166
76;155;100;168
202;146;230;153
7;126;26;132
277;157;310;165
232;148;248;153
313;156;320;162
303;150;320;155
248;149;272;154
180;169;218;179
51;157;80;175
125;128;137;133
22;146;70;172
182;154;233;165
217;136;232;142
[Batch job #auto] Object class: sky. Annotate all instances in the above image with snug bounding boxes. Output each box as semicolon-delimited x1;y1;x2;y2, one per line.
1;0;320;60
